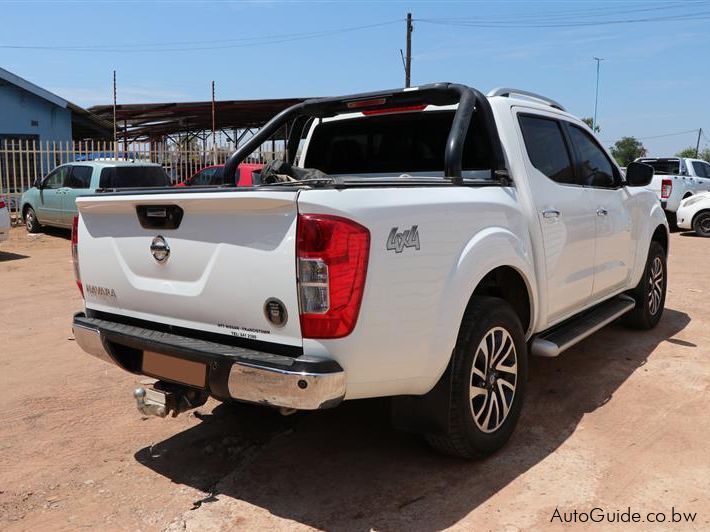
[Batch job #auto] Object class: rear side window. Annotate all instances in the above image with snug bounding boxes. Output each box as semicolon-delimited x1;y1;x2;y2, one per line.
518;115;576;185
303;110;492;175
567;125;617;188
692;161;710;178
65;165;92;188
99;166;170;188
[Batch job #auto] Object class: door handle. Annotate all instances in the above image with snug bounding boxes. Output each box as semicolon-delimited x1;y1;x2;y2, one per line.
597;207;608;216
542;209;560;219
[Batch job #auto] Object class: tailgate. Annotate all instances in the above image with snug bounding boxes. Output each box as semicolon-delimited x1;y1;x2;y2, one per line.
645;176;664;198
76;190;301;347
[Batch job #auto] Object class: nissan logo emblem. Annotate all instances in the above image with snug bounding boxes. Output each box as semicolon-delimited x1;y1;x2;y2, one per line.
150;235;170;263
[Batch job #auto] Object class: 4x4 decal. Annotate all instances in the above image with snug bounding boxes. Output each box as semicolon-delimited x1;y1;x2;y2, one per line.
387;225;420;253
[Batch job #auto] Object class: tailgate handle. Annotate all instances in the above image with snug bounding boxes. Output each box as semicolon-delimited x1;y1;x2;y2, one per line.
136;205;184;230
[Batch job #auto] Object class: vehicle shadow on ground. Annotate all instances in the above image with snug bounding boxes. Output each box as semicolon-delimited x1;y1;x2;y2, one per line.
0;251;29;262
37;227;71;240
135;308;690;530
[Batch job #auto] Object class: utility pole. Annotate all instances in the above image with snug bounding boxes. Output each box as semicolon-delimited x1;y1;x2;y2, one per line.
112;70;117;160
593;57;604;132
405;13;413;88
695;128;702;158
211;80;216;165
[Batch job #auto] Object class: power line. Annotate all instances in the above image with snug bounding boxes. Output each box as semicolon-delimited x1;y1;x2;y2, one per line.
601;129;702;143
0;20;400;53
416;10;710;28
419;1;708;23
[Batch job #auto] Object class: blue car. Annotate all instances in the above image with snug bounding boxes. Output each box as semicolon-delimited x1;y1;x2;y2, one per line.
21;161;170;232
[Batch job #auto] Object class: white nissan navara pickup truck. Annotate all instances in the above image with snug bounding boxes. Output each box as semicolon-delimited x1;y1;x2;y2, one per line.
71;84;667;458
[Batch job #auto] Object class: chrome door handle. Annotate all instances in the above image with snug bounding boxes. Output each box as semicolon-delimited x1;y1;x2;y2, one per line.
597;208;608;216
542;209;560;219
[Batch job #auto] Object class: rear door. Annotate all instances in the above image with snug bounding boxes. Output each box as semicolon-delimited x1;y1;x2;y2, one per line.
517;111;596;324
565;124;634;299
76;190;302;347
60;165;93;226
691;161;710;191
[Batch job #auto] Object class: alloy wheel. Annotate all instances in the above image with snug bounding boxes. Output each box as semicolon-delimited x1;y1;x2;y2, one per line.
648;256;664;316
469;326;518;433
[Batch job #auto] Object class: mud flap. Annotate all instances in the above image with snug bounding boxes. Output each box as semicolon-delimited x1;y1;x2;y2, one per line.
390;356;454;435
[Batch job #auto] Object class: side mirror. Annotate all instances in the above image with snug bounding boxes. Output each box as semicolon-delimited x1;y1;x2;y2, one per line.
625;161;654;187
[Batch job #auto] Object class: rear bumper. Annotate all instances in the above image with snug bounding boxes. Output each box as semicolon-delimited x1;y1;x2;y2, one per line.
72;312;345;410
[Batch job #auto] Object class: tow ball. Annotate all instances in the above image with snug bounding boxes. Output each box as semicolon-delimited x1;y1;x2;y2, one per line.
133;381;208;418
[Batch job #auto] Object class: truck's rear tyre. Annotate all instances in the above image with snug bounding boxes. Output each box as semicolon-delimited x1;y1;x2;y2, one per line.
624;241;666;329
692;212;710;237
665;211;678;231
425;296;527;459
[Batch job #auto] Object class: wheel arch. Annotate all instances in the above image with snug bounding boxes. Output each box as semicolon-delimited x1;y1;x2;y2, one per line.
468;265;532;335
424;227;537;394
393;260;535;437
651;223;669;256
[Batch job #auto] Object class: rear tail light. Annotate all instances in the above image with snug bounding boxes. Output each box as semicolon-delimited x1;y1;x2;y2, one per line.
71;215;84;298
661;179;672;200
297;214;370;338
0;198;5;210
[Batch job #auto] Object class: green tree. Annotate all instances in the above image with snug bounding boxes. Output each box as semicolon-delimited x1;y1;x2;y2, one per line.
611;137;647;166
676;147;710;162
581;117;600;133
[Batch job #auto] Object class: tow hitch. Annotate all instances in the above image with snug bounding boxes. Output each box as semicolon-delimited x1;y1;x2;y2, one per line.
133;381;208;418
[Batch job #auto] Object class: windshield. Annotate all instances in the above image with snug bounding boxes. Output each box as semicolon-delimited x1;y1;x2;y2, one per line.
303;110;493;178
99;166;171;188
638;159;680;175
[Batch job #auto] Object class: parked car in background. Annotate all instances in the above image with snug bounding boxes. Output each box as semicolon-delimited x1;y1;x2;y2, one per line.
677;191;710;236
20;161;170;232
176;162;264;187
637;157;710;224
0;196;10;244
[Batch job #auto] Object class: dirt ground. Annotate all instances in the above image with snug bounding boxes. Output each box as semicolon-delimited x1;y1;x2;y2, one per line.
0;225;708;531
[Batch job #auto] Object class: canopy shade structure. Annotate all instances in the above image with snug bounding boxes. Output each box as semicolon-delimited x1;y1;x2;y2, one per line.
89;97;311;140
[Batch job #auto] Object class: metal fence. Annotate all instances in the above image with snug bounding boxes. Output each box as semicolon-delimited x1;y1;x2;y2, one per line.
0;139;284;224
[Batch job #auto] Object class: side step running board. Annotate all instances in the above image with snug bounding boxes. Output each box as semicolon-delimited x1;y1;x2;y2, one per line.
530;295;635;357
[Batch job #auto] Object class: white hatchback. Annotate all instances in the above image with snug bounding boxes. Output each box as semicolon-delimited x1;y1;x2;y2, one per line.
677;192;710;236
0;196;10;244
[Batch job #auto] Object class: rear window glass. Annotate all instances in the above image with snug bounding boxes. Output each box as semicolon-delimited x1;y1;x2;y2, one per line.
303;110;492;176
99;166;170;188
638;159;680;175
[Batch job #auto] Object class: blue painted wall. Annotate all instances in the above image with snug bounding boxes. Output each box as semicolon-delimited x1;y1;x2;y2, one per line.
0;83;72;143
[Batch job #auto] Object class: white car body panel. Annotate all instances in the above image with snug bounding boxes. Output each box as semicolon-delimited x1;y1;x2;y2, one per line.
677;191;710;230
76;191;302;347
0;201;10;243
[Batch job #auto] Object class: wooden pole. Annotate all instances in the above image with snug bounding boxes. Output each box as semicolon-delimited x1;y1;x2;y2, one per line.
405;13;413;88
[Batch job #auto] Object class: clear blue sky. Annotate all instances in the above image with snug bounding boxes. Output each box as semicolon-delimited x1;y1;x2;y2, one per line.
2;0;709;155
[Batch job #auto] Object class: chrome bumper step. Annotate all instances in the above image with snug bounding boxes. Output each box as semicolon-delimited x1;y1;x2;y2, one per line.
72;312;345;410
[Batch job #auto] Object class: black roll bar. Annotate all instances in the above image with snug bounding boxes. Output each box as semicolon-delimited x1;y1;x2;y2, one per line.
223;82;508;185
